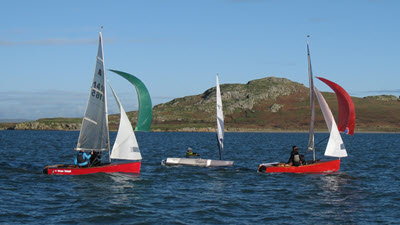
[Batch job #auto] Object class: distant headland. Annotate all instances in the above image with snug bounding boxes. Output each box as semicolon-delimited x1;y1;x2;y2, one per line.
2;77;400;133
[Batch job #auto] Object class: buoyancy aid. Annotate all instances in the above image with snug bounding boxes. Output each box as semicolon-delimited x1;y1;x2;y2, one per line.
77;152;85;163
292;153;302;166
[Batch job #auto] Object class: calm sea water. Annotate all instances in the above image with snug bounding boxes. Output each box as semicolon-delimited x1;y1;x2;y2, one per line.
0;130;399;224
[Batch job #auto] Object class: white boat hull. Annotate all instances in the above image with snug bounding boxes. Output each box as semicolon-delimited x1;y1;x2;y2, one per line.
164;158;234;167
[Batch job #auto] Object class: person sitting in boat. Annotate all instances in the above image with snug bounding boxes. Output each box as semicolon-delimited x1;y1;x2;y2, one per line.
186;147;200;158
74;150;93;167
286;145;305;166
90;151;102;166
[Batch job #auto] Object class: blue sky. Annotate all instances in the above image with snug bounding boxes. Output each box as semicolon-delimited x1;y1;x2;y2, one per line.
1;0;399;120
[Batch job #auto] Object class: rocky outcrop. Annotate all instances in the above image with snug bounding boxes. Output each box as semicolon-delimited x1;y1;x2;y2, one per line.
154;76;304;116
269;103;283;113
14;122;80;131
364;95;399;101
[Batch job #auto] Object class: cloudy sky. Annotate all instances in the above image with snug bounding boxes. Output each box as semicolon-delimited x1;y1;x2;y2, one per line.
1;0;399;120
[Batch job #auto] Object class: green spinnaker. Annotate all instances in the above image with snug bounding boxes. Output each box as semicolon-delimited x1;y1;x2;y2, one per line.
109;69;152;132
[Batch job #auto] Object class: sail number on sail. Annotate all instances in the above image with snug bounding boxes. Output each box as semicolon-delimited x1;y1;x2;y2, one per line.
91;81;105;101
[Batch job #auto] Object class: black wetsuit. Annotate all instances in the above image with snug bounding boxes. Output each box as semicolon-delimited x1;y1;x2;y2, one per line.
90;151;102;166
287;150;305;166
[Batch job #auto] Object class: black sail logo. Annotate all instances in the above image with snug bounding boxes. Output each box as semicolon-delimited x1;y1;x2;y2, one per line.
98;69;102;76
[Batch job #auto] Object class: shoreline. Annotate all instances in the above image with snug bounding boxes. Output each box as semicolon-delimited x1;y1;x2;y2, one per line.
1;128;399;134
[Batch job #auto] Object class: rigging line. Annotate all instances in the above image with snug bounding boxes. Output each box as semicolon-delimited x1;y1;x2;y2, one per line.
303;135;330;156
315;135;330;147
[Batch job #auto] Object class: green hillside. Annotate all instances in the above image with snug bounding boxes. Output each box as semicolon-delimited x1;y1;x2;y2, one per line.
4;77;400;132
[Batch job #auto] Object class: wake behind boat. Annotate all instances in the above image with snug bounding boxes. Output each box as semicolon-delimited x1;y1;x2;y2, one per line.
258;39;355;174
163;75;234;167
43;31;150;175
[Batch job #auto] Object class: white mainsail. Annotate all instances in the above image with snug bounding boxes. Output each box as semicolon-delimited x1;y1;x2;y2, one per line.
216;75;224;152
163;75;233;167
109;83;142;160
76;31;109;151
314;87;348;158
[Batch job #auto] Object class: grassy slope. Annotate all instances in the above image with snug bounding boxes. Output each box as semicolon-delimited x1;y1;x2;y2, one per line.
3;77;400;132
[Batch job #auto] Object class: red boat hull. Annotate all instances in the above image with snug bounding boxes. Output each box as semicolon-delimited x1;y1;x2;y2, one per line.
43;161;141;175
258;159;340;173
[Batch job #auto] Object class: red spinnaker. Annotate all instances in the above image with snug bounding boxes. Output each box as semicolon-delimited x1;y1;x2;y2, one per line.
316;77;356;135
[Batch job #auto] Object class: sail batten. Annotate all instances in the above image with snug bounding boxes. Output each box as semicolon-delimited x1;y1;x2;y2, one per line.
83;117;98;125
90;87;104;95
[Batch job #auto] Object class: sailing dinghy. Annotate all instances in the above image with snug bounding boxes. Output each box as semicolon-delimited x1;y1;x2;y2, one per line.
163;75;234;167
43;31;143;175
258;40;355;173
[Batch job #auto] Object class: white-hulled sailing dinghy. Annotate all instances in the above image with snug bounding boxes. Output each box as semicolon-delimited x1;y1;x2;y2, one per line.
163;75;234;167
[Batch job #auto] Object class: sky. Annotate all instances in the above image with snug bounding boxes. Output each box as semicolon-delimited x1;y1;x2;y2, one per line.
1;0;399;120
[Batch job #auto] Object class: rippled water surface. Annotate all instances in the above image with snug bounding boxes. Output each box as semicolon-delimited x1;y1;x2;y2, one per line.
0;130;399;224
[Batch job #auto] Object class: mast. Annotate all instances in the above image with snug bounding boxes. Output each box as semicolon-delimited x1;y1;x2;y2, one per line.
307;37;316;162
99;29;111;163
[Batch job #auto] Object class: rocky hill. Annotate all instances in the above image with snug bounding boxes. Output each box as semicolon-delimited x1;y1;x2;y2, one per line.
152;77;308;131
3;77;400;132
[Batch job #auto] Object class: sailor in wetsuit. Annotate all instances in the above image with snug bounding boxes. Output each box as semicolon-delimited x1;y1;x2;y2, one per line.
74;150;93;167
90;151;102;166
286;145;305;166
186;147;200;158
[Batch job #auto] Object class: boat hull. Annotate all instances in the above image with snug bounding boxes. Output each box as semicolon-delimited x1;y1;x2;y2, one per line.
258;159;340;173
43;161;141;175
164;158;234;167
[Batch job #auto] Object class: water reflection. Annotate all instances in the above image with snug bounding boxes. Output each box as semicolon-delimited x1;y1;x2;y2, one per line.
309;173;365;222
320;173;349;192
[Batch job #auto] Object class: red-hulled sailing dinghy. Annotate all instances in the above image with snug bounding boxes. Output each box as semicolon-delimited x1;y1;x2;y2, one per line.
258;40;355;174
43;31;143;175
258;159;341;174
43;161;141;175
